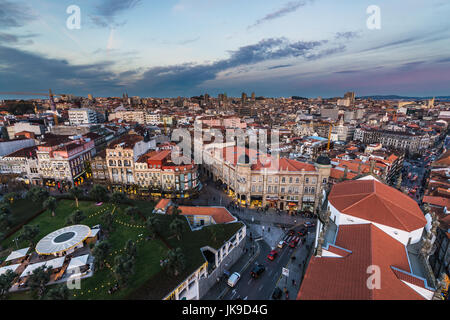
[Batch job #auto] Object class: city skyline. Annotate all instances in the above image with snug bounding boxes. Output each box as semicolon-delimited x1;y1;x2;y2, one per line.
1;0;450;98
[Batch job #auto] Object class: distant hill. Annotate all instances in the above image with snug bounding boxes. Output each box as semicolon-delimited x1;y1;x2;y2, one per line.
358;95;450;101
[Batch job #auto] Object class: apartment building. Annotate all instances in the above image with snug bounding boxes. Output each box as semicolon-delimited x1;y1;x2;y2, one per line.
68;108;98;125
37;136;95;189
202;146;331;212
0;145;40;185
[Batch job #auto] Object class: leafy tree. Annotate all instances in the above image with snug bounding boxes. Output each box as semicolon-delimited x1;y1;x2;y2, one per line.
27;266;52;299
26;187;49;203
89;184;109;203
0;203;11;216
172;205;182;216
124;206;139;223
164;248;186;277
101;211;115;234
66;209;86;225
113;254;135;287
0;206;11;231
92;240;111;271
45;284;69;300
43;196;57;217
110;192;128;213
146;215;160;239
124;239;137;262
0;270;17;300
69;187;83;208
19;225;40;246
169;218;185;241
3;192;18;204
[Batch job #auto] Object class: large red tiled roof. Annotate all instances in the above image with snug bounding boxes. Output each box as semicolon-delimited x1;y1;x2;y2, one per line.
297;224;427;300
328;178;426;232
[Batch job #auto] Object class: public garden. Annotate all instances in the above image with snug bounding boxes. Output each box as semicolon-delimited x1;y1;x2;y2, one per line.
0;186;242;300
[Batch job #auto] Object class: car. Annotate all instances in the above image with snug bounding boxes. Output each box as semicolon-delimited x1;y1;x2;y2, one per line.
267;250;278;261
272;287;283;300
304;221;316;228
227;272;241;287
250;264;266;278
289;237;300;248
278;240;286;248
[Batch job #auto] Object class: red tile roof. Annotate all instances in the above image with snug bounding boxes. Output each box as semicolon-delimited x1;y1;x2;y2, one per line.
297;224;427;300
328;178;426;232
168;206;236;224
423;196;450;208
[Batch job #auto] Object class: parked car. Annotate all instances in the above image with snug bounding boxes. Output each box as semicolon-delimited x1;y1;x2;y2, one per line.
227;272;241;287
250;264;266;278
272;287;283;300
267;250;278;261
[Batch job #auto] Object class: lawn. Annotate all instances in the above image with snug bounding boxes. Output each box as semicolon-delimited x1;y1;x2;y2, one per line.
5;198;44;231
3;198;244;300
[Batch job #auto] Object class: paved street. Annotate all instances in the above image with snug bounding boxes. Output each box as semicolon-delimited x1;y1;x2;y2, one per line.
192;182;317;300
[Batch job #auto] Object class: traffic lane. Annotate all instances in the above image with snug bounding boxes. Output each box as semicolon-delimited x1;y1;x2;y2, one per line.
222;241;294;300
222;240;271;300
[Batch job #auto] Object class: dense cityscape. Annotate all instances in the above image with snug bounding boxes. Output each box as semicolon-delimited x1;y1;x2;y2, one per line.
0;92;448;301
0;0;449;311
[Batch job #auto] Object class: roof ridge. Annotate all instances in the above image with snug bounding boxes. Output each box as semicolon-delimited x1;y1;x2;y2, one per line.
340;192;374;213
378;195;425;230
373;193;410;231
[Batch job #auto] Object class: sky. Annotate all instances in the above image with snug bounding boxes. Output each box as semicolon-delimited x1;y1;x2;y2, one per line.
0;0;450;99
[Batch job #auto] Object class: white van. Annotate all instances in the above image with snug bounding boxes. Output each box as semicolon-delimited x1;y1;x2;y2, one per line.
227;272;241;287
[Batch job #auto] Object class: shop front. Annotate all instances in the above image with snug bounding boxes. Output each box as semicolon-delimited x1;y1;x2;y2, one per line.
250;195;263;208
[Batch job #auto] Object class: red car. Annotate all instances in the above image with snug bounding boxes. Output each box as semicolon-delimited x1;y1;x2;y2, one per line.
289;237;300;248
267;250;278;261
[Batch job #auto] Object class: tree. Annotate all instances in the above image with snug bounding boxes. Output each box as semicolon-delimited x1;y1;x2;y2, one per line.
113;254;135;287
69;187;83;208
164;248;186;277
3;192;18;204
92;240;111;271
19;224;40;246
146;215;160;239
101;211;115;234
169;218;185;241
0;270;16;300
26;187;49;203
43;196;57;217
172;205;182;216
90;184;109;203
110;192;128;213
45;284;69;300
124;206;139;223
124;239;137;261
27;266;52;299
0;208;11;231
66;209;86;225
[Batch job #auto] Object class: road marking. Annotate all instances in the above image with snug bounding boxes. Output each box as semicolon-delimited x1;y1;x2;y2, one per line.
268;269;273;276
230;290;237;299
258;285;264;291
247;278;252;285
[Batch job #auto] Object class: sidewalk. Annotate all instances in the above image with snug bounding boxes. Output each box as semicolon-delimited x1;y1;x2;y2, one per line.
201;235;260;300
